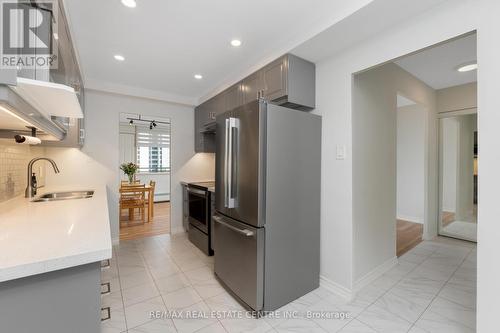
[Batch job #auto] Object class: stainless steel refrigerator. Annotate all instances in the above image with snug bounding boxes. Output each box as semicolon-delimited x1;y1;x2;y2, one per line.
213;99;321;312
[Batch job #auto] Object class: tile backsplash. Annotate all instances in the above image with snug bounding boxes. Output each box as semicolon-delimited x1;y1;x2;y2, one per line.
0;140;45;202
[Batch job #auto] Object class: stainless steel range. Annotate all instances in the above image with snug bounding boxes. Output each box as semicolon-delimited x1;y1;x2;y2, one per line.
187;181;215;256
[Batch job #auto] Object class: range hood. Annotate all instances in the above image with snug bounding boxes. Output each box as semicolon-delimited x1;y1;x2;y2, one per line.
0;78;83;141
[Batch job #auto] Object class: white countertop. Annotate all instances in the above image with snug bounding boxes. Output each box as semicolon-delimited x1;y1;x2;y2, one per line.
0;185;112;283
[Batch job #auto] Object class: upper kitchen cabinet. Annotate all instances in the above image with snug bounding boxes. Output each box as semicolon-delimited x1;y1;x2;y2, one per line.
224;84;242;113
192;53;315;152
261;54;315;111
241;73;264;105
194;102;215;153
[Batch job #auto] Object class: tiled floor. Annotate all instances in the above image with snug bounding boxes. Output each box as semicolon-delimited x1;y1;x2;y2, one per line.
101;233;476;333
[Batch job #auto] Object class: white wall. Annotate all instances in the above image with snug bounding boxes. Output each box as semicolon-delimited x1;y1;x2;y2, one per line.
477;2;500;328
313;0;478;294
437;82;477;113
44;90;215;242
311;0;500;327
397;104;426;223
352;63;435;283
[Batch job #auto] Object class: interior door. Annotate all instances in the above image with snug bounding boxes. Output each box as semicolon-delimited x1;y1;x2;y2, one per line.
215;101;262;227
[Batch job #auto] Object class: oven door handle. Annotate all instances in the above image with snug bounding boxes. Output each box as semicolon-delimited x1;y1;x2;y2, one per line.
187;187;206;196
213;215;254;237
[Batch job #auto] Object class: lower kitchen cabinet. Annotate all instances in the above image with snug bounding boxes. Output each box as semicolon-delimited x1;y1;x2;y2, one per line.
0;262;102;333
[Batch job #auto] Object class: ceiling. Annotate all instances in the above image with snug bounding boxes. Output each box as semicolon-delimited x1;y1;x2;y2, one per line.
394;33;477;90
63;0;375;105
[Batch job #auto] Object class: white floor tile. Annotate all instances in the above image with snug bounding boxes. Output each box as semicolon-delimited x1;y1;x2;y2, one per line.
195;321;229;333
162;286;203;310
220;316;273;333
122;282;160;307
154;273;191;293
120;269;154;290
124;296;166;330
438;281;476;309
414;310;474;333
338;319;377;333
374;289;432;323
274;318;327;333
128;318;177;333
105;235;476;333
426;297;476;329
171;301;218;333
357;304;412;333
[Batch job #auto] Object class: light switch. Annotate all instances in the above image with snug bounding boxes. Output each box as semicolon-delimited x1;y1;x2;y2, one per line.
336;145;346;160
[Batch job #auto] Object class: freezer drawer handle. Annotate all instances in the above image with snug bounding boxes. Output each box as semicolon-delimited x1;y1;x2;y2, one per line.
213;216;254;237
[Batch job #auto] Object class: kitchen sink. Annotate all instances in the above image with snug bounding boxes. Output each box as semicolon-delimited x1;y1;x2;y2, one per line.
32;190;94;202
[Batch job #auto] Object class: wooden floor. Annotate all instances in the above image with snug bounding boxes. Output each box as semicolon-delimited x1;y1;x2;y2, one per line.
119;202;171;241
397;219;423;257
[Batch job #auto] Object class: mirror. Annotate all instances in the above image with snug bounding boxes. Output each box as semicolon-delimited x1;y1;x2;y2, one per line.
439;113;477;242
118;113;171;240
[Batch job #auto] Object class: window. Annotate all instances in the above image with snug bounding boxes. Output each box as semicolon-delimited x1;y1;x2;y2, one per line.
136;126;170;173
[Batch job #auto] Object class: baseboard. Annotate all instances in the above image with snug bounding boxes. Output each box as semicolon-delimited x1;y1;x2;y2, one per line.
319;275;353;301
353;256;398;292
397;214;423;224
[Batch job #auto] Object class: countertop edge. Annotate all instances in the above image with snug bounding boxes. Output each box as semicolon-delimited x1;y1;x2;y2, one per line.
0;248;112;283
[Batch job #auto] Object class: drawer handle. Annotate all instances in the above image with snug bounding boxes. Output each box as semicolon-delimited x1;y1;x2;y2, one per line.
101;307;111;321
101;282;111;295
213;216;254;237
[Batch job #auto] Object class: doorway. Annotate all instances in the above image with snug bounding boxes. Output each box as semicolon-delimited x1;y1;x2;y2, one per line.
396;95;426;256
439;113;477;242
118;113;171;240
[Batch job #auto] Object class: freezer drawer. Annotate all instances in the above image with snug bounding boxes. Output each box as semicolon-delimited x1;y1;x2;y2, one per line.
213;214;264;311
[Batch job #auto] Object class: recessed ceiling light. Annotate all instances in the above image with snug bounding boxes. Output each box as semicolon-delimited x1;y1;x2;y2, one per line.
114;54;125;61
194;74;203;80
230;39;242;47
457;62;478;72
121;0;137;8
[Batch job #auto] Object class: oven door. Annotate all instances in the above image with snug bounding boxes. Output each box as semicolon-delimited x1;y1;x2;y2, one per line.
188;186;208;234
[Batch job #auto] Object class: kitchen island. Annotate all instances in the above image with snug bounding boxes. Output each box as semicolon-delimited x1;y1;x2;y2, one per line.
0;185;112;333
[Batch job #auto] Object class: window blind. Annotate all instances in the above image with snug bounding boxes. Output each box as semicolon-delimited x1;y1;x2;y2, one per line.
136;125;170;173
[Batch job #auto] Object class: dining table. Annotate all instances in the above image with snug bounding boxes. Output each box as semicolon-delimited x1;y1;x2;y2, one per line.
119;184;154;222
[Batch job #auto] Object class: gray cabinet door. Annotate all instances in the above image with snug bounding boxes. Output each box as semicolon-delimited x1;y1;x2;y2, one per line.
242;72;264;105
225;84;242;112
262;56;287;102
194;103;215;153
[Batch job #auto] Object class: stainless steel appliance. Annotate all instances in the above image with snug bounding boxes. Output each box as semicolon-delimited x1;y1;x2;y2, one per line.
187;181;215;255
214;99;321;311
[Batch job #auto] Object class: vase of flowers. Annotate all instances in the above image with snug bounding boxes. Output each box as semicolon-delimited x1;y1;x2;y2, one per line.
120;162;139;184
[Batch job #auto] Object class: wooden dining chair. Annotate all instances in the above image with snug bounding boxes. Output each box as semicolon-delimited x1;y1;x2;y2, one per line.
149;180;156;218
120;185;147;224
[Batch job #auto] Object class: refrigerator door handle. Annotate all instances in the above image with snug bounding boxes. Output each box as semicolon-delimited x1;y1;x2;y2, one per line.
213;215;254;237
227;117;239;208
224;118;230;208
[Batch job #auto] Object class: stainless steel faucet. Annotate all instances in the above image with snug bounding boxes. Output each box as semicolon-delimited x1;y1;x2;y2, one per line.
25;158;60;198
